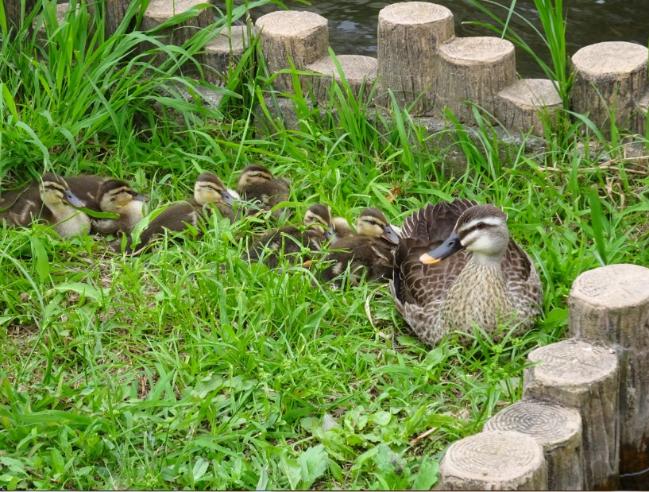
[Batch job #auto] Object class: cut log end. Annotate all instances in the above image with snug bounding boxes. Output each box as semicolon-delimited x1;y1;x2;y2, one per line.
306;55;377;102
144;0;211;23
439;430;547;489
527;339;618;387
378;1;454;27
484;400;581;449
255;10;328;38
496;78;562;135
572;41;648;79
439;36;515;66
570;264;649;310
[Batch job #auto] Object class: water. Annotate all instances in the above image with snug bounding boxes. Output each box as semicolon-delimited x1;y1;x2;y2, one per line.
253;0;649;77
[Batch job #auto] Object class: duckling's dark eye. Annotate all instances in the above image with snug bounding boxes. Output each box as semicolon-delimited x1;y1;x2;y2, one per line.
476;222;487;230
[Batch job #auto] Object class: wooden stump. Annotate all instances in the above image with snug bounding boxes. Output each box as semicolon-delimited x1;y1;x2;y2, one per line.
4;0;37;31
305;55;377;103
523;339;619;490
255;11;329;92
438;36;516;122
142;0;214;46
439;430;547;490
495;79;562;136
377;2;454;115
569;264;649;476
105;0;132;37
635;91;649;135
201;25;252;84
571;41;648;134
484;400;583;490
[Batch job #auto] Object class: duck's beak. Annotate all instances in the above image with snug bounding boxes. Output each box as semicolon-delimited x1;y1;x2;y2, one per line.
133;193;148;202
420;232;464;265
324;227;335;240
382;225;400;245
222;190;235;206
64;190;86;208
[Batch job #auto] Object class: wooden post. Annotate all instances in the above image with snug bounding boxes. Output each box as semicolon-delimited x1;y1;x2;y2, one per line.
572;41;648;134
4;0;37;31
523;339;619;490
104;0;132;37
484;400;583;490
142;0;215;46
377;2;454;115
438;430;547;490
568;264;649;476
255;10;329;92
305;55;377;103
201;25;252;84
495;79;562;136
438;36;516;123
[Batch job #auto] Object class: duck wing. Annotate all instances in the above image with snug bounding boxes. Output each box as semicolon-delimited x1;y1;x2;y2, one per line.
503;239;543;320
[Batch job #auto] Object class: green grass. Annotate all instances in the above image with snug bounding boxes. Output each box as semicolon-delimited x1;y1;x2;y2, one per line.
1;1;649;489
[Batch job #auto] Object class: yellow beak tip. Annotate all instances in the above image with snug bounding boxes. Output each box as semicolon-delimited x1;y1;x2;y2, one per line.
419;254;441;265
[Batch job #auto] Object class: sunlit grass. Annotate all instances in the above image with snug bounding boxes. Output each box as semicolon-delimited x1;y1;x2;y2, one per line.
1;0;649;489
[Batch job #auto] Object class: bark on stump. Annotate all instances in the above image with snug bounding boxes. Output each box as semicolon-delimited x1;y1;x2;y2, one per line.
105;0;132;37
306;55;377;103
255;11;329;92
523;339;619;490
377;2;454;115
568;264;649;476
635;91;649;135
4;0;37;31
201;25;252;84
438;36;516;123
484;400;583;490
438;430;547;490
572;41;648;134
142;0;214;46
495;78;562;136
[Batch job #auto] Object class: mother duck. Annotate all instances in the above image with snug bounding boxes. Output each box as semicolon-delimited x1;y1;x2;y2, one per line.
390;199;542;345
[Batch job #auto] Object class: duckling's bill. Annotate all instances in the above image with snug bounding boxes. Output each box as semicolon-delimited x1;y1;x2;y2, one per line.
64;190;86;208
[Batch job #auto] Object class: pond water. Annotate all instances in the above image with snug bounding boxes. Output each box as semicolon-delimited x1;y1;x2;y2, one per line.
254;0;649;77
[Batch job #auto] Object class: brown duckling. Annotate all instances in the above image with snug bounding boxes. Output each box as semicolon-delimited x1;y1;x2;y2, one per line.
1;173;90;238
236;164;290;218
65;176;147;235
246;203;333;268
122;172;234;254
322;207;400;283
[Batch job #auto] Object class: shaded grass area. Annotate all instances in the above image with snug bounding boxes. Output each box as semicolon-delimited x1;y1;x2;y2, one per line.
1;1;649;489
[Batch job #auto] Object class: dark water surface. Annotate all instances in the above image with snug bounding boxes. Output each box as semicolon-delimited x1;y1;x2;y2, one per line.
254;0;649;77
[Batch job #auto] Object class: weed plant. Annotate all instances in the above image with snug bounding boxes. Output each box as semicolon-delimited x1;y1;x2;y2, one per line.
1;0;648;489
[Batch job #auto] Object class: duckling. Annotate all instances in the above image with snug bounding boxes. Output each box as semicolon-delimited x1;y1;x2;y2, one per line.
246;203;333;268
122;172;234;253
65;175;147;235
322;208;400;283
331;216;354;241
236;164;290;218
1;173;90;237
390;200;542;346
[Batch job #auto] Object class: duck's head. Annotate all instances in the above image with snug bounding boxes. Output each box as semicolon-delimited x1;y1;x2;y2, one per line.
420;205;509;265
39;173;85;209
356;208;400;244
303;203;333;236
237;165;274;189
98;179;147;213
194;172;235;206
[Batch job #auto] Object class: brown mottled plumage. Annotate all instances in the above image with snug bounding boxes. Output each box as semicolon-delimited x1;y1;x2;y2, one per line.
236;165;290;218
390;200;542;346
323;208;400;283
247;204;332;267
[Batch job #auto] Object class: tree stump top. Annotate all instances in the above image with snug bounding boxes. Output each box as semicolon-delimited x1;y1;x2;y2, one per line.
484;400;581;449
307;55;377;83
442;430;545;482
145;0;208;21
571;264;649;310
572;42;648;78
439;36;515;66
205;25;250;54
498;78;562;109
528;339;617;387
378;2;453;25
255;10;328;37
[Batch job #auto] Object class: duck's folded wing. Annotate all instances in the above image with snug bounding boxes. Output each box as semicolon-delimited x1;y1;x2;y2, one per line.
400;199;477;242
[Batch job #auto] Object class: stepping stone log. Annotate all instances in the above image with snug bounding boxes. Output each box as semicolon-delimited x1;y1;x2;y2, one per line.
105;0;132;37
306;55;377;103
523;339;619;490
438;36;516;122
142;0;215;46
495;78;562;136
439;430;548;490
255;11;329;92
569;264;649;476
571;41;648;134
202;25;252;84
377;2;454;115
484;400;583;490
